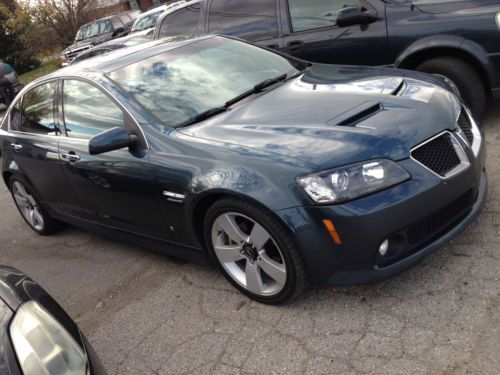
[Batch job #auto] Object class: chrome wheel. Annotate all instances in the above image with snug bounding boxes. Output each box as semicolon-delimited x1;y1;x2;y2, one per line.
12;181;44;231
211;212;287;296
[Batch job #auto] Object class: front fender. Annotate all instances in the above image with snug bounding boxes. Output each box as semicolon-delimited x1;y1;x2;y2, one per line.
395;34;495;89
395;34;465;67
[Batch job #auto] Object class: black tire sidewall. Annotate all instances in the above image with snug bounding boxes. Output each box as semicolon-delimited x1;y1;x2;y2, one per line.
416;57;485;116
204;198;301;304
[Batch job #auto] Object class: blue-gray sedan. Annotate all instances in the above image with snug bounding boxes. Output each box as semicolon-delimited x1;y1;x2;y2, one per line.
0;36;486;303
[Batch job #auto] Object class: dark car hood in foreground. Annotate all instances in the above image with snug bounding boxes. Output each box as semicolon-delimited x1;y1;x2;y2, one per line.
179;64;461;170
414;0;500;14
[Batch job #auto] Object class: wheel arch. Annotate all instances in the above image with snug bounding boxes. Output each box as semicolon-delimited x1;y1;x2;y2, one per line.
189;189;300;253
395;38;491;93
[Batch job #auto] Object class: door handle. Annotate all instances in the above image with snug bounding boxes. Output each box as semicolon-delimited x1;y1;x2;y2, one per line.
61;152;81;162
10;143;22;151
266;44;280;50
286;40;305;52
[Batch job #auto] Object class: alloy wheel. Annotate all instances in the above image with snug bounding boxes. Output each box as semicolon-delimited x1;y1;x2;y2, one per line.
12;181;45;231
211;212;287;296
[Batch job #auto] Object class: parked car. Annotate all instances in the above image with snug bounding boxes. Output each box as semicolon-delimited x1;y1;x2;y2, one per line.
0;62;22;107
0;266;106;374
70;32;153;65
153;0;500;116
0;36;486;304
61;10;142;65
130;1;190;34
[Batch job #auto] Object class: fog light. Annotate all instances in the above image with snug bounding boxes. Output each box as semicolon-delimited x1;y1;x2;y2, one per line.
379;239;389;256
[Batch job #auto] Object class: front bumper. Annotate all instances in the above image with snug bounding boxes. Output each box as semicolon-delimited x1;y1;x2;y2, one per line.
276;137;486;286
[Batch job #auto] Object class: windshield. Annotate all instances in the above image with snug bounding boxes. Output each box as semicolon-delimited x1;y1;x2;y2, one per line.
131;10;164;32
108;37;304;127
76;20;112;41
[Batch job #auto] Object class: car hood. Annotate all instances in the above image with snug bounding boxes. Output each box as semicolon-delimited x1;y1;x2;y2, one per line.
178;64;461;170
64;33;112;52
414;0;500;14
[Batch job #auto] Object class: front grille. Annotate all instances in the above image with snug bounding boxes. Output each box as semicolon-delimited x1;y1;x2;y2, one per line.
457;109;473;145
407;189;475;244
411;133;460;177
64;46;93;61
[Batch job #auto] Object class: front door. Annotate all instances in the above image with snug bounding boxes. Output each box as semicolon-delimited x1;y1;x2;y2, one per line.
281;0;388;65
58;78;171;240
6;80;80;217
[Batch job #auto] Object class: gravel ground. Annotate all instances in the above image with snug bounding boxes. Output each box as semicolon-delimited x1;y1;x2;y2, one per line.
0;104;499;375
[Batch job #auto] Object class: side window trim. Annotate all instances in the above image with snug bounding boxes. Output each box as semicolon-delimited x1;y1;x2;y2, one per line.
59;77;148;149
283;0;376;35
207;0;280;41
283;0;338;35
8;79;60;137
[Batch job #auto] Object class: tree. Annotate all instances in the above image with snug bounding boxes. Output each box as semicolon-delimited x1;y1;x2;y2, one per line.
35;0;97;46
0;2;40;73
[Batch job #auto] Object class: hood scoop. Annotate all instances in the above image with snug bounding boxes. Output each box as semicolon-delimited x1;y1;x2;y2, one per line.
331;102;383;127
391;79;407;96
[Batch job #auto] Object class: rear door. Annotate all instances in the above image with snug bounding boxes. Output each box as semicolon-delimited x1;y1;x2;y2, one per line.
57;78;171;240
205;0;283;50
281;0;388;65
5;80;80;216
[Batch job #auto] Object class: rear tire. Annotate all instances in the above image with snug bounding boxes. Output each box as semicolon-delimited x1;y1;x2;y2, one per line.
9;177;61;235
204;197;309;304
416;56;486;117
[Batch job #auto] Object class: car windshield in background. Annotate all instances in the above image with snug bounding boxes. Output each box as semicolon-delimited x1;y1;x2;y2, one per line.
132;11;164;32
108;37;303;127
76;20;112;41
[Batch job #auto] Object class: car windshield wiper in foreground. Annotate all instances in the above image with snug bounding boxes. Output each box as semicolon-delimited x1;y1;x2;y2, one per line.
178;73;294;127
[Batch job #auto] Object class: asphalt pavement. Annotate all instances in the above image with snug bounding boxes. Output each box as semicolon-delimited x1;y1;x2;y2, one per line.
0;104;499;375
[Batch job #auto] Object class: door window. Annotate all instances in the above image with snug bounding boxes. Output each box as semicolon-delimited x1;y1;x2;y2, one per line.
62;80;124;140
15;82;58;135
158;5;200;38
208;0;277;41
9;99;22;131
129;0;139;10
288;0;358;32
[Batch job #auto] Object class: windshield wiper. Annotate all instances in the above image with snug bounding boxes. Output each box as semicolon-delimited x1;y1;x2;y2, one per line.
179;107;228;127
225;73;289;108
253;73;288;93
178;73;292;127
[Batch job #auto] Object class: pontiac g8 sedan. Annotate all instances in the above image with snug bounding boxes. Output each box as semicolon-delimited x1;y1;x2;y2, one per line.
0;36;486;304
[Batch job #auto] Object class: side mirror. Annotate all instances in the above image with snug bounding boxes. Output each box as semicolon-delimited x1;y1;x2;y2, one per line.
89;127;137;155
336;5;378;27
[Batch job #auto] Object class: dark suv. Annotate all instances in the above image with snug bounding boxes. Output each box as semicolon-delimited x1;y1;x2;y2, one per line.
61;10;141;64
154;0;500;115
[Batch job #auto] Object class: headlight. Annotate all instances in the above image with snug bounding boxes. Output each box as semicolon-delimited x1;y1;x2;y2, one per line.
496;12;500;29
10;301;88;375
297;159;410;204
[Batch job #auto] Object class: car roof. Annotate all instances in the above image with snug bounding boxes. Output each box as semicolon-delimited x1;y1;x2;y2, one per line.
51;35;213;77
80;9;140;27
139;4;170;16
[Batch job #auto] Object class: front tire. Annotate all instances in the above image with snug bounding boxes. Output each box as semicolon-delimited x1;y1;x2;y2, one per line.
416;56;486;117
9;177;60;235
204;197;308;304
